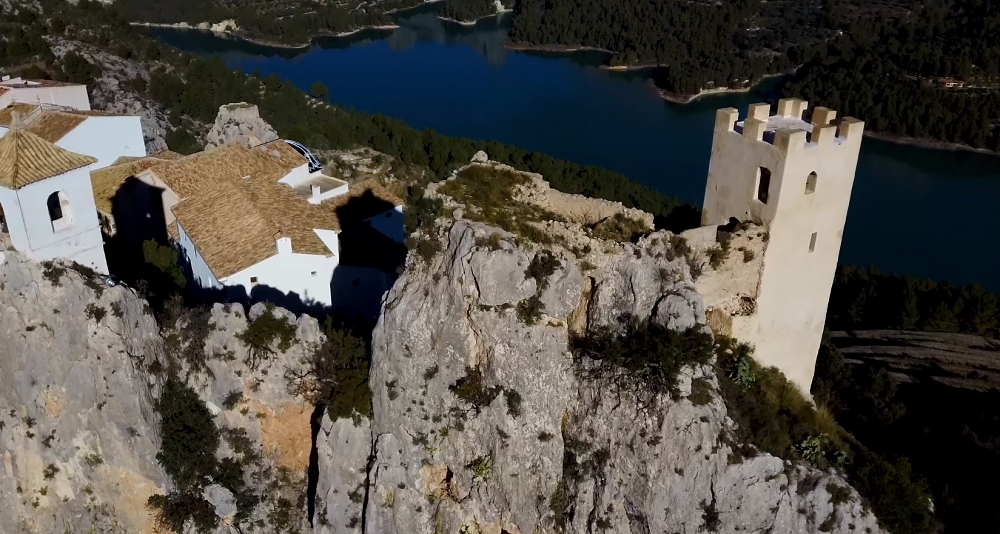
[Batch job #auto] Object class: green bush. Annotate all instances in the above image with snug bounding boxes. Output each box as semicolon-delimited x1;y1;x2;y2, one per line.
589;213;650;243
437;165;560;244
403;194;445;265
148;491;218;533
525;250;561;291
516;294;545;325
143;239;187;288
155;378;219;491
285;321;371;423
715;339;933;533
237;305;297;371
450;366;502;414
570;319;715;399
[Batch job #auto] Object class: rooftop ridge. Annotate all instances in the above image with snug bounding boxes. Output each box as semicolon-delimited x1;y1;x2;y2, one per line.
0;126;96;189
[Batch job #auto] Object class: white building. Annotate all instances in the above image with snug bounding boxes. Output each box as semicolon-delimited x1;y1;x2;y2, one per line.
0;76;91;110
0;103;145;169
0;123;109;274
692;98;865;393
103;139;403;311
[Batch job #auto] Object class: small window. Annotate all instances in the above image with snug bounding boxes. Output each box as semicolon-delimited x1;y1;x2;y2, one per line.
47;191;74;231
808;232;817;253
756;167;771;204
250;276;259;286
311;271;317;276
805;172;817;194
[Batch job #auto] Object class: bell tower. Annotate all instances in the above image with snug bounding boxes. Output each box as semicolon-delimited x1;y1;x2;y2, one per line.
701;98;865;392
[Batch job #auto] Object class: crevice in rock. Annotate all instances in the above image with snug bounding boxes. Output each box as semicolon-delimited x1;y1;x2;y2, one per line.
360;431;378;532
306;402;324;527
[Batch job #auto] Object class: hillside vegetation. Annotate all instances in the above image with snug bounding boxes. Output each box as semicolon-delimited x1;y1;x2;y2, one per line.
114;0;423;45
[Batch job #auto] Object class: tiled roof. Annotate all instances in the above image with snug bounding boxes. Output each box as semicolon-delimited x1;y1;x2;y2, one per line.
25;111;87;142
153;142;406;280
0;103;36;126
89;156;168;214
0;126;96;189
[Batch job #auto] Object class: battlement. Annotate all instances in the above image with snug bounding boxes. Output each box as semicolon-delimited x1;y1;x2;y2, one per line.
714;98;865;153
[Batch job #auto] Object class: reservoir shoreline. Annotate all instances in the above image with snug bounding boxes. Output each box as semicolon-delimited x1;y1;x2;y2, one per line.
150;14;1000;290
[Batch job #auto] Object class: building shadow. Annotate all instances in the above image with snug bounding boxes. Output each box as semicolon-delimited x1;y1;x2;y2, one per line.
104;176;171;288
331;190;407;325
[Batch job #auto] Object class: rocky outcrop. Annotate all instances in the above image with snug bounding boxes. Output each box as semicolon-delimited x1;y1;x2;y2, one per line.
0;252;166;533
0;147;888;534
205;103;280;149
50;39;171;154
0;252;322;533
347;207;883;533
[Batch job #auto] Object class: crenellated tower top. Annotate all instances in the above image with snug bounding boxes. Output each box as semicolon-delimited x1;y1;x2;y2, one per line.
713;98;865;154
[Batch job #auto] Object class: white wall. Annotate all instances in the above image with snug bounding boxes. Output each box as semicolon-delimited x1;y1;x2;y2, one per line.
1;166;108;274
277;165;311;187
176;222;223;291
223;247;340;307
701;101;864;392
1;85;91;110
215;231;341;307
58;117;145;169
365;205;405;243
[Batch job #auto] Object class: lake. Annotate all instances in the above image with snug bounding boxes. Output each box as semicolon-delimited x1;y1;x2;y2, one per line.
151;5;1000;290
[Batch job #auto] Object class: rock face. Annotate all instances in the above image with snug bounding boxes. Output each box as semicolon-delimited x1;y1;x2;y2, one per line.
0;150;887;534
205;103;280;149
344;216;884;534
0;253;166;533
0;252;321;533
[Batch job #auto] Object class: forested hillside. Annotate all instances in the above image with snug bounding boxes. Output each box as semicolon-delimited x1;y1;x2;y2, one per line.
113;0;423;45
814;265;1000;531
509;0;826;93
786;0;1000;150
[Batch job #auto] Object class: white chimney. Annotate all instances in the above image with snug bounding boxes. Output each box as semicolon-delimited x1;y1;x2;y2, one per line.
277;237;292;254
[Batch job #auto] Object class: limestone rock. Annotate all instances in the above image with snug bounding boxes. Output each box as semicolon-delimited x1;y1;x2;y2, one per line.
358;218;883;534
315;415;371;534
204;483;236;519
0;251;321;534
0;252;166;533
205;103;280;149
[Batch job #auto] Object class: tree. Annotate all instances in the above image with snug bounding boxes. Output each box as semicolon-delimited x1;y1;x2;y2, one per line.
308;81;328;101
143;239;187;288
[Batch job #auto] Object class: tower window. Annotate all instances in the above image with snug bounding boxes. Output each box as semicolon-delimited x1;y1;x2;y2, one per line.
809;232;817;252
756;167;771;204
250;276;259;286
47;191;74;232
806;172;818;194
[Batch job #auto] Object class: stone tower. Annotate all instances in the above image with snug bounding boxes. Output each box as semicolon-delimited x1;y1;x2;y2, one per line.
701;98;865;392
0;119;108;274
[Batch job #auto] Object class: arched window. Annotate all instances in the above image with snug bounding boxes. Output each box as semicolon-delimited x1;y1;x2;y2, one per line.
756;167;771;204
806;171;818;194
47;191;74;232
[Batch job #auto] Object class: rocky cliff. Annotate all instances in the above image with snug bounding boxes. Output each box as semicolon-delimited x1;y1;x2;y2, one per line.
313;159;885;534
205;103;280;150
0;251;321;533
0;158;886;534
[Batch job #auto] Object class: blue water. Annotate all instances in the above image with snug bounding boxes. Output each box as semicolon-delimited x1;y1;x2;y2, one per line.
152;8;1000;290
